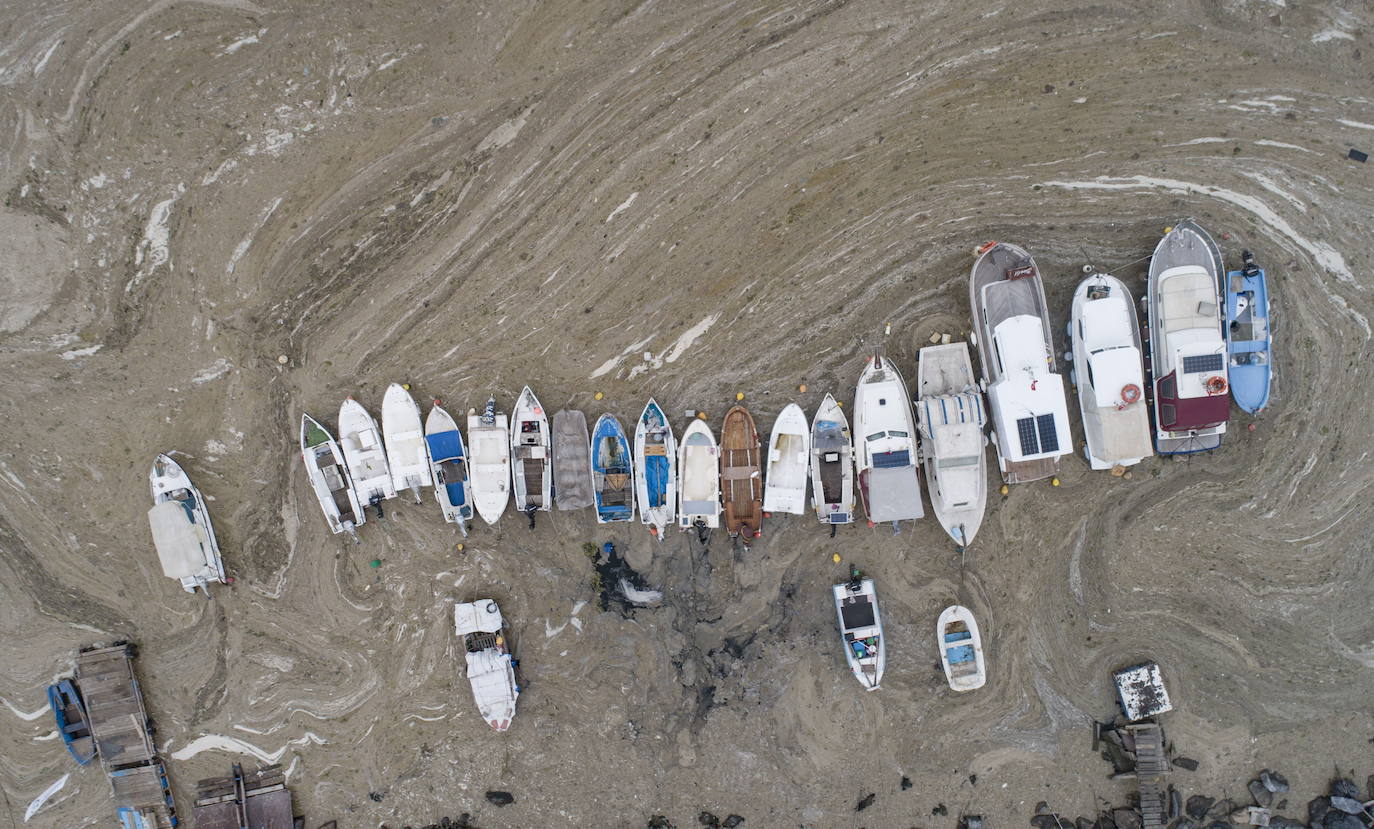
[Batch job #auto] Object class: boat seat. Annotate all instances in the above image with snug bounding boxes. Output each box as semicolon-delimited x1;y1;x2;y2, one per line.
944;631;972;643
947;644;976;664
824;452;840;463
359;430;379;449
721;467;758;480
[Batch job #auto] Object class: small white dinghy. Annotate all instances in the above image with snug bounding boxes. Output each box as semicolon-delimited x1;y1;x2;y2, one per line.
915;342;988;548
454;598;519;731
937;605;986;692
634;399;677;540
300;413;365;537
677;417;720;533
810;394;855;527
833;571;885;691
763;403;810;516
338;397;396;513
147;454;226;595
382;383;433;501
425;403;473;533
510;386;552;525
467;397;511;525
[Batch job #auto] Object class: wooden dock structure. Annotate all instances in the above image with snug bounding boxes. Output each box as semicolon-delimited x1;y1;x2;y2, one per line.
1127;723;1169;829
193;763;297;829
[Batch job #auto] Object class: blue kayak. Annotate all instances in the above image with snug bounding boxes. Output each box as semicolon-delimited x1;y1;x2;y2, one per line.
1225;250;1272;414
592;414;635;523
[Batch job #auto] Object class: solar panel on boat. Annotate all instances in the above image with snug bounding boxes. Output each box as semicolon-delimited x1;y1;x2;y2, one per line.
1016;417;1039;455
1182;353;1224;374
1036;414;1059;453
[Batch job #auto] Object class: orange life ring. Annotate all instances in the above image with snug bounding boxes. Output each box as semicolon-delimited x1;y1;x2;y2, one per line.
1205;376;1228;396
1120;384;1142;405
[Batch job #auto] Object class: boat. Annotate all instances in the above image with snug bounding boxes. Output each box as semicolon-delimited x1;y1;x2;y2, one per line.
337;397;396;512
147;453;226;594
47;680;96;765
969;241;1073;483
382;383;433;501
552;410;594;510
424;403;472;533
762;403;810;516
1146;220;1230;454
915;343;988;547
937;605;986;692
810;394;855;528
719;405;763;545
1225;250;1272;414
467;397;511;525
299;413;364;536
853;353;924;526
591;413;635;523
634;399;677;539
833;570;884;691
677;418;721;532
510;386;552;524
1069;272;1153;470
454;599;519;731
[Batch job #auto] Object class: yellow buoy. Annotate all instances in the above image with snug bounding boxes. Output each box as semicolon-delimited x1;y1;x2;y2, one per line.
798;384;807;393
1163;225;1174;235
594;391;604;401
735;392;744;402
999;484;1009;496
456;543;465;552
696;411;706;419
1051;477;1061;487
402;383;411;391
832;553;841;564
836;401;843;408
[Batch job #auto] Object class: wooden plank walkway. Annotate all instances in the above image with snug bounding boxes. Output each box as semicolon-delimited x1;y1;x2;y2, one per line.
1128;723;1169;829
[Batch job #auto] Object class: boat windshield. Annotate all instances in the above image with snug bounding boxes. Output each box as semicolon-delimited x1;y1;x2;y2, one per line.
937;455;980;469
888;430;909;438
865;431;886;441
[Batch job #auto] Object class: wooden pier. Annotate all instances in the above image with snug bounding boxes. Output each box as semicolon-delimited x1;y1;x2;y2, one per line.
1127;723;1169;829
193;763;297;829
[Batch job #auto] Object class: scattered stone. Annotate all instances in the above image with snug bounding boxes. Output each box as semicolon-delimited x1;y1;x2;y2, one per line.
1308;797;1331;825
1114;808;1143;829
1175;757;1201;772
1330;781;1360;802
648;817;675;829
1078;818;1095;829
1031;816;1064;829
1262;771;1290;793
933;804;948;817
1328;798;1363;816
901;776;913;791
1102;813;1118;829
1038;803;1052;815
1367;775;1374;801
857;793;876;812
485;791;515;807
697;813;720;828
1189;797;1217;821
722;817;745;829
970;774;979;786
1207;821;1231;829
1210;801;1239;821
368;792;385;802
962;816;985;829
1174;821;1198;829
1250;781;1274;808
1268;818;1306;829
1323;814;1363;829
1170;786;1182;820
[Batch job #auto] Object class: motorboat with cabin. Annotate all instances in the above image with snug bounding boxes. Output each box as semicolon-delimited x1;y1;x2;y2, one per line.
833;570;884;691
1069;272;1153;470
454;599;519;732
1226;249;1272;414
147;453;227;594
853;352;924;527
915;343;988;547
300;413;364;537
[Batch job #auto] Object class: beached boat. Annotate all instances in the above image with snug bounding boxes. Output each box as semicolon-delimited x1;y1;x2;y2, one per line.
677;418;721;532
634;399;677;539
424;403;472;533
763;403;810;516
1070;273;1153;470
833;572;884;691
382;383;433;501
147;454;226;594
300;413;364;536
454;599;519;731
467;398;511;525
337;397;396;512
592;413;635;523
853;353;924;526
915;343;988;547
810;394;855;527
969;242;1073;483
937;605;986;692
510;386;552;524
1226;250;1272;414
47;679;96;765
720;405;763;544
1146;220;1230;454
552;409;594;510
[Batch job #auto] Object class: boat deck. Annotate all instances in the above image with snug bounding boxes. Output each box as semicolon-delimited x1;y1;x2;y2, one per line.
1128;723;1169;829
1002;456;1058;484
194;764;295;829
77;646;155;768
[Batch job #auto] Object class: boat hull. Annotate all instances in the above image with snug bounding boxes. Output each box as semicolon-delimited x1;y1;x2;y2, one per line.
552;410;595;510
833;578;884;691
1225;258;1272;414
300;413;365;535
938;604;986;691
720;406;763;539
425;404;472;531
510;387;552;513
467;407;511;525
763;403;809;515
148;453;226;593
338;398;397;507
810;394;855;525
915;342;988;546
634;399;677;538
1070;274;1153;470
592;414;635;523
677;418;721;529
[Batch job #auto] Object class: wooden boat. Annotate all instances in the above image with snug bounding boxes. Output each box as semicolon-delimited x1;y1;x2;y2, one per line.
454;599;519;731
1226;250;1271;414
382;383;432;501
810;394;855;527
915;343;988;547
47;679;96;765
762;403;809;516
676;418;720;531
300;413;364;537
1070;273;1153;470
591;414;635;523
969;241;1072;483
147;454;226;594
853;353;924;525
467;397;510;525
719;405;763;544
634;399;677;539
937;605;986;691
552;409;594;510
510;386;552;524
424;403;472;534
833;572;884;691
337;397;396;512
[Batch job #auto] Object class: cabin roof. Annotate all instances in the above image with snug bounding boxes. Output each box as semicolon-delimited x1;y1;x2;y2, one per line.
1088;347;1145;408
1081;292;1134;352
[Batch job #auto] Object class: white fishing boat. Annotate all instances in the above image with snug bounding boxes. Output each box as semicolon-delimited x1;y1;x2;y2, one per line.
382;383;433;501
425;403;472;533
853;352;924;526
634;399;677;540
676;418;720;532
937;605;986;692
762;403;809;516
337;397;396;512
510;386;552;524
552;409;594;510
467;397;511;525
810;394;855;527
915;342;988;547
453;599;519;731
833;572;884;691
1070;272;1153;470
300;413;364;537
147;454;226;595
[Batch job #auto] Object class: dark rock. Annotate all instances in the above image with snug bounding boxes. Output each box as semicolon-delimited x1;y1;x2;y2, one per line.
1174;757;1200;772
1269;819;1307;829
648;818;675;829
1263;770;1291;793
1170;787;1182;820
1324;814;1364;829
1209;801;1237;821
1367;775;1374;801
1251;781;1275;808
1101;813;1118;829
368;792;385;802
1187;797;1215;821
857;793;876;812
1329;798;1364;815
901;776;913;791
1276;800;1288;812
1206;822;1230;829
1031;816;1063;829
1038;803;1052;816
722;817;745;829
1078;818;1096;829
698;812;721;828
933;804;948;817
970;774;979;786
1331;781;1361;801
484;791;515;807
962;817;985;829
1113;808;1143;829
1309;797;1332;825
1171;821;1197;829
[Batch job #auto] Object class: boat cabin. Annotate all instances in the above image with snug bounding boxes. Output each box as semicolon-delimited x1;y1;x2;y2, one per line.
986;315;1071;465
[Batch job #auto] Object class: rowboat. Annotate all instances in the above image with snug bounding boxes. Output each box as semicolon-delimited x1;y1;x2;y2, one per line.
719;405;763;545
382;383;433;501
47;680;95;765
937;605;986;691
467;397;511;525
810;394;854;527
425;403;472;533
762;403;809;516
338;397;396;512
677;418;720;532
592;414;635;523
300;413;364;537
148;453;226;594
634;399;677;539
510;386;552;525
915;342;988;547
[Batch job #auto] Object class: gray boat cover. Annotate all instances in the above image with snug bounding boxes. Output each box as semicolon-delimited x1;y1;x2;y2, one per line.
553;410;594;510
867;466;925;522
147;501;211;579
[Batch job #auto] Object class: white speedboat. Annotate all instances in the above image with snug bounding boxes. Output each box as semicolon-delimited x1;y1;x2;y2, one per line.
338;397;396;512
382;383;433;501
300;413;364;537
1070;272;1153;470
937;605;986;692
454;599;519;731
634;399;677;540
810;394;855;527
762;403;809;516
853;352;924;526
552;409;594;510
147;454;225;594
915;342;988;547
467;397;511;525
833;572;884;691
510;386;552;525
676;418;720;532
425;403;473;534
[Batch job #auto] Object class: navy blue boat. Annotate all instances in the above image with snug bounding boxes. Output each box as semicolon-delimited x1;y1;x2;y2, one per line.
591;414;635;523
47;680;96;765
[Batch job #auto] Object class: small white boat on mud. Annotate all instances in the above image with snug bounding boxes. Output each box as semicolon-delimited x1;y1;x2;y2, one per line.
552;409;594;510
338;397;396;513
833;571;884;691
454;598;519;732
676;417;720;533
425;403;473;533
300;413;364;537
382;383;433;501
763;403;810;516
510;386;552;525
467;398;511;525
810;394;855;528
938;605;986;691
853;352;924;527
1070;272;1153;470
915;342;988;548
147;454;226;594
634;399;677;540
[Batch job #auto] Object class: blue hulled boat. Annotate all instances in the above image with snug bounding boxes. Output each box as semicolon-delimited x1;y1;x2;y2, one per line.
592;414;635;523
47;679;96;765
1226;250;1272;414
